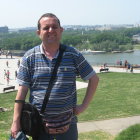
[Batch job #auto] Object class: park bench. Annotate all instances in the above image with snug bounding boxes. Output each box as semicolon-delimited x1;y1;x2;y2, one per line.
100;68;109;72
3;86;15;92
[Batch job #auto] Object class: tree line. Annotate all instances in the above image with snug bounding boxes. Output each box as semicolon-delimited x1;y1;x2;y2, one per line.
0;27;140;52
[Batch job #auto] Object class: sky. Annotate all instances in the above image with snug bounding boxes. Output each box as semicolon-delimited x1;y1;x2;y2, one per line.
0;0;140;28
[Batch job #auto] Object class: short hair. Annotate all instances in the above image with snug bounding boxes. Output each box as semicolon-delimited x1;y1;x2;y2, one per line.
37;13;61;30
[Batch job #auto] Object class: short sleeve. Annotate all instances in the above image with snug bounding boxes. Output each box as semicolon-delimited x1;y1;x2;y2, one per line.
74;51;96;80
17;55;31;87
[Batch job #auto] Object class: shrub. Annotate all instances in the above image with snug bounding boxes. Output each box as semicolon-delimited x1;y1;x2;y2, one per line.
115;124;140;140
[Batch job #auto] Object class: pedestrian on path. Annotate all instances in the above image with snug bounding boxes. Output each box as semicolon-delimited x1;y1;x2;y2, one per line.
6;60;9;67
15;70;17;79
4;69;7;79
130;65;133;73
17;59;20;68
6;70;10;85
120;60;122;67
127;63;131;72
124;60;128;68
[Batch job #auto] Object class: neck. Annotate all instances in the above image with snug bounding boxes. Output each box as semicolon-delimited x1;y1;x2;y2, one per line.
42;43;60;60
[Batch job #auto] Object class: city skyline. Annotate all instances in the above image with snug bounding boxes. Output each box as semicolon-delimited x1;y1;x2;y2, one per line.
0;0;140;28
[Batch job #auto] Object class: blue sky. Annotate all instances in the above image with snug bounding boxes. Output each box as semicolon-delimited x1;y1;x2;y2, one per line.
0;0;140;28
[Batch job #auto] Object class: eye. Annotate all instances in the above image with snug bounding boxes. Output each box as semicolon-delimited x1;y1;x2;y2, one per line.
42;27;50;30
42;26;59;31
52;26;58;29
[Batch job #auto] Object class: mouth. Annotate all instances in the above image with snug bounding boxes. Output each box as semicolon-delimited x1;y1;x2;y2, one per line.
48;34;56;39
46;34;56;43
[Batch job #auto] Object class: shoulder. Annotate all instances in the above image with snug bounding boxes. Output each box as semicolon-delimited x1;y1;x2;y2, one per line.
63;45;81;57
24;45;40;58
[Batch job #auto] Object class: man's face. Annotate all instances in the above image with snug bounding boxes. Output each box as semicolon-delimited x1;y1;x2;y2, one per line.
37;17;63;45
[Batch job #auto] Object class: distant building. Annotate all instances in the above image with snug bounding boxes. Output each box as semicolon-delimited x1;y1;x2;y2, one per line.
9;27;37;33
95;25;112;31
134;23;140;27
132;34;140;43
18;27;37;33
0;26;9;33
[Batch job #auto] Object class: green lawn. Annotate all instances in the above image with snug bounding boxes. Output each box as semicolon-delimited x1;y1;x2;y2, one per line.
78;72;140;122
0;91;16;139
79;131;114;140
1;72;140;139
134;44;140;50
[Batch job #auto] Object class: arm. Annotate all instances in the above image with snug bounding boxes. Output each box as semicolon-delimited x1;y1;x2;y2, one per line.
74;74;99;115
11;85;28;138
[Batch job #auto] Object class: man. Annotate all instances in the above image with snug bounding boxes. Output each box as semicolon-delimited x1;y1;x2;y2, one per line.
11;13;99;140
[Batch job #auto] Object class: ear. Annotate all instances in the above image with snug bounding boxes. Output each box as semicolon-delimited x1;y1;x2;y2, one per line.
36;30;40;36
60;27;64;33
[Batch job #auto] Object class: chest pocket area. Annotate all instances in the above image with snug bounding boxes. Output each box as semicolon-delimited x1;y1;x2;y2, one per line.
58;66;76;80
32;67;51;82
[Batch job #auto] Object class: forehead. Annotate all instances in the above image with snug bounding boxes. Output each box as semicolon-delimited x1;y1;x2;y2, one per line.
39;17;59;26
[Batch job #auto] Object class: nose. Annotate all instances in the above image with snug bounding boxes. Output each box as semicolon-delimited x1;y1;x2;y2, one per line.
48;27;53;32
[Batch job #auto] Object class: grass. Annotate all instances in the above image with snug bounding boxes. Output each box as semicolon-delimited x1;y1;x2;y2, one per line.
77;72;140;122
133;44;140;50
0;91;16;139
0;91;31;140
114;124;140;140
1;72;140;139
79;131;114;140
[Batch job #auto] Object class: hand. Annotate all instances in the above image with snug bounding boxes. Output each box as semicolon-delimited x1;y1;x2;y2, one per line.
73;104;86;116
11;121;21;138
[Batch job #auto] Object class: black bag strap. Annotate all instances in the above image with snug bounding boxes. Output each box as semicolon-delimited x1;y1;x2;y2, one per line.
40;44;66;114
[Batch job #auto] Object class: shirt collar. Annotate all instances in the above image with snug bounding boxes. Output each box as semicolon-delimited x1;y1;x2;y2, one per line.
40;44;59;59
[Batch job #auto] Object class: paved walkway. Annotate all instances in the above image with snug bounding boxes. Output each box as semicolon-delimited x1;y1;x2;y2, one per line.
78;115;140;136
1;55;140;136
0;55;21;93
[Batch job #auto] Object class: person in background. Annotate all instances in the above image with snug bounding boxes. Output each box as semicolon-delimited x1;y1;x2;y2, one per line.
127;63;131;71
124;60;128;68
15;70;17;79
120;60;122;67
17;59;20;68
130;65;133;73
6;70;10;85
6;60;9;67
4;69;7;79
10;13;99;140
